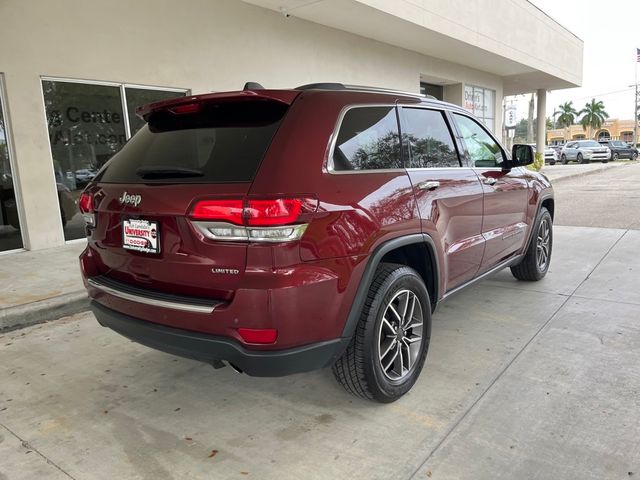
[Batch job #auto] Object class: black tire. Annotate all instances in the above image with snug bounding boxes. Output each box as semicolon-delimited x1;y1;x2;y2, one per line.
578;153;588;164
549;160;556;166
632;152;638;160
510;207;553;281
332;263;432;403
561;154;568;165
612;152;619;161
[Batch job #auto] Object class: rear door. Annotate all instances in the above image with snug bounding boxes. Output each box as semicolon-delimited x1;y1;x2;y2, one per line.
88;97;293;300
400;107;484;291
451;113;529;272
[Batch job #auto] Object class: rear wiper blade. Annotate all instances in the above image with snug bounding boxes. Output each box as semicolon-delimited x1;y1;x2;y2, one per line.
135;166;204;179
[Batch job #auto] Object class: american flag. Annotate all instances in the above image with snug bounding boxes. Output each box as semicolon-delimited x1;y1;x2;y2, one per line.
637;48;640;62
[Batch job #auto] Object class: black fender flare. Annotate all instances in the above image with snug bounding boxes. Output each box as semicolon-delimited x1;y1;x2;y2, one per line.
340;233;439;341
523;193;554;253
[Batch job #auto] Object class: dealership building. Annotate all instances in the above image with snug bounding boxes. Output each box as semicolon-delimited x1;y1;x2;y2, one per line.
0;0;582;253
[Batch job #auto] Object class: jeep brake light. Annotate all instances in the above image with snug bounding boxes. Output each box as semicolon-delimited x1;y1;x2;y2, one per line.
190;197;317;242
78;192;93;213
245;199;304;226
192;199;244;225
78;192;96;227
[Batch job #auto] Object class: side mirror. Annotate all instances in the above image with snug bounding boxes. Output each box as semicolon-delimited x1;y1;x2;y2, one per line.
510;144;534;167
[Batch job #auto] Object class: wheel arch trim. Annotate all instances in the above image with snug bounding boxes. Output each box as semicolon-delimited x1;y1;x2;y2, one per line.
340;234;439;341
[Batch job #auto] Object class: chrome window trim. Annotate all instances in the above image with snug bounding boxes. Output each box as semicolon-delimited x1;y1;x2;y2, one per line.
87;278;219;314
326;103;405;175
399;105;463;169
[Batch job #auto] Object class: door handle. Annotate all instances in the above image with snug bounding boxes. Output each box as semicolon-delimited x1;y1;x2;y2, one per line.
484;177;498;186
417;181;440;191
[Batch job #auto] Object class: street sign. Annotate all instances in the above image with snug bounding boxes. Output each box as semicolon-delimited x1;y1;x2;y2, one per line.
505;106;517;128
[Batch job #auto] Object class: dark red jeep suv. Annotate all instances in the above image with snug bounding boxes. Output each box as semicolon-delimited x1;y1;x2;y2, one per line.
79;83;554;402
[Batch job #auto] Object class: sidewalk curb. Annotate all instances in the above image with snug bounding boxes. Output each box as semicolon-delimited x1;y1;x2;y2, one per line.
543;162;625;183
0;291;89;332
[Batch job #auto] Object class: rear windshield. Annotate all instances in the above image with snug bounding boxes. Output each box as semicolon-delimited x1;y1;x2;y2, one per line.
97;100;288;183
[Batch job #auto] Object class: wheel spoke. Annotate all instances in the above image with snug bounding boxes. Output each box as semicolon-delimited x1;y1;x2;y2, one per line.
402;342;412;370
395;342;404;375
381;317;397;335
404;334;421;344
388;304;402;323
403;294;417;328
380;338;396;360
383;346;399;372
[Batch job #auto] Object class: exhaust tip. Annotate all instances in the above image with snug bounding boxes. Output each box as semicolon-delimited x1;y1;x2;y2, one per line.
228;363;244;374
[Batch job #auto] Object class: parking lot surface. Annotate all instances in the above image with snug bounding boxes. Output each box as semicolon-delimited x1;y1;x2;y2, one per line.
1;225;638;479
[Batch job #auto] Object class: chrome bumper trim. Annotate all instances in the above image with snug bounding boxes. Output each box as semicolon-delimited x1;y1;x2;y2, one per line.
87;278;218;314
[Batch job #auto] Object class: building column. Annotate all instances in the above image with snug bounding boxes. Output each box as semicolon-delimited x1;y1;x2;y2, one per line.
536;89;547;154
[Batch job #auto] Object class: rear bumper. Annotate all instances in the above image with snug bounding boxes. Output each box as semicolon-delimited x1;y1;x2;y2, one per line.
91;301;349;377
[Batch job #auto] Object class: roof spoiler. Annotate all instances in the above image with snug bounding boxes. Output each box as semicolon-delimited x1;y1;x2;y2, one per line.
136;89;300;120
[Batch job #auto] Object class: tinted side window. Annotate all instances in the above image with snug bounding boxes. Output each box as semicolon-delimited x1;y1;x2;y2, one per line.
332;107;401;171
453;113;505;167
402;108;459;168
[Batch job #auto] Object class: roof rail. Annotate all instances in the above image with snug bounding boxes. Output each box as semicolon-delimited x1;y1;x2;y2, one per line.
295;82;436;100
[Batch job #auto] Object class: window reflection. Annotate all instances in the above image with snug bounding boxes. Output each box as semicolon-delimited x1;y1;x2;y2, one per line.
0;87;24;251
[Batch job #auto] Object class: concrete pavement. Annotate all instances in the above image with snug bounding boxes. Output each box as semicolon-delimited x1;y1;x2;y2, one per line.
1;225;638;479
0;243;86;331
552;161;640;230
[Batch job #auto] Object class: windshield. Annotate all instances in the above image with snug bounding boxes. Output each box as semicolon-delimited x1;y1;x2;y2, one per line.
579;141;600;148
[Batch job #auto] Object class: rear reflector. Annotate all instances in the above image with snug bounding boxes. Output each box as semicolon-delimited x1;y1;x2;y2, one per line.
237;328;278;344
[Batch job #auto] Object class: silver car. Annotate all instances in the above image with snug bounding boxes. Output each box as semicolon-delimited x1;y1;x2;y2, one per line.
560;140;611;164
544;146;558;165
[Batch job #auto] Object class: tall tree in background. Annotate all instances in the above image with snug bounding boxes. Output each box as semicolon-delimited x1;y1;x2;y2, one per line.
579;98;609;139
556;101;578;141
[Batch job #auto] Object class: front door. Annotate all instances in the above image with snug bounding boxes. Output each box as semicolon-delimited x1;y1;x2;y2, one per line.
451;113;529;272
400;107;484;292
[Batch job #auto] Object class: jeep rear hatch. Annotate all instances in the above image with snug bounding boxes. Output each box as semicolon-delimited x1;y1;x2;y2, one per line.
85;91;300;300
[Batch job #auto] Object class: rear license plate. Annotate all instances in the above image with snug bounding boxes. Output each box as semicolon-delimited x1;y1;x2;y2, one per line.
122;219;160;254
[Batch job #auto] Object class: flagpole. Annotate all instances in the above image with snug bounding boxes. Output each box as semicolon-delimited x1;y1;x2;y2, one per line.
635;48;638;147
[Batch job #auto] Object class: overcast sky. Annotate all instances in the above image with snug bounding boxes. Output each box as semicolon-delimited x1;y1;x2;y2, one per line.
518;0;640;121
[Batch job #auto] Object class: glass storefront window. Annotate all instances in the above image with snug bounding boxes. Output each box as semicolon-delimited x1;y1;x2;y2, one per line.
126;87;183;136
463;84;496;132
42;80;187;241
0;77;24;251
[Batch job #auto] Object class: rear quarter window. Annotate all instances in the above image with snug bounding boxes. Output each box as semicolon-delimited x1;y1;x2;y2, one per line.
331;106;401;171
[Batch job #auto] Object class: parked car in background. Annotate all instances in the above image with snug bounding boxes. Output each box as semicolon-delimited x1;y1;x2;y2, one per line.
598;140;638;161
560;140;611;164
75;169;97;188
78;83;554;402
544;146;558;165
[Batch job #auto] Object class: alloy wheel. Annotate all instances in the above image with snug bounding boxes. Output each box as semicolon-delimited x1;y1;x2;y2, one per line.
536;218;551;271
377;289;423;381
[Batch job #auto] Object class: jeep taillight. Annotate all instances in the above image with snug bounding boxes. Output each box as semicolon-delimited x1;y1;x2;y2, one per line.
190;197;316;242
78;192;95;227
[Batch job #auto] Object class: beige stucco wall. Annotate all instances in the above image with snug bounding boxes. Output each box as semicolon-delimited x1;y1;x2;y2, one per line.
0;0;504;250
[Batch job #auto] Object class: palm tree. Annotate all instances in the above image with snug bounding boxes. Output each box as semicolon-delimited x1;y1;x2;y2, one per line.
579;98;609;139
556;101;578;141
